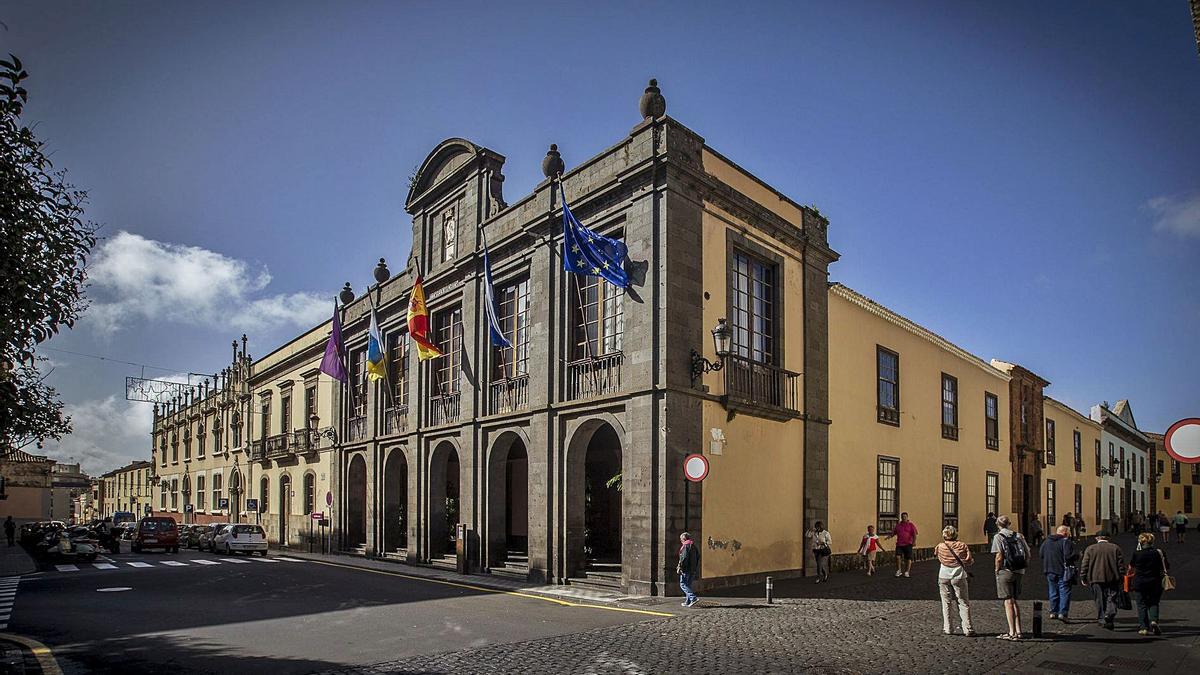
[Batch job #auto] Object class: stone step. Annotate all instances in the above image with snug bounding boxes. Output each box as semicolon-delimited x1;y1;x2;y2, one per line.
490;565;529;580
567;570;622;591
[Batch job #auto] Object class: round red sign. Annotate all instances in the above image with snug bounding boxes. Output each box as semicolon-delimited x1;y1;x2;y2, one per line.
1164;418;1200;464
684;453;709;482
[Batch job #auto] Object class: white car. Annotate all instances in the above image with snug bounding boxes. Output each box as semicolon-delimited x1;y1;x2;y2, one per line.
213;524;268;556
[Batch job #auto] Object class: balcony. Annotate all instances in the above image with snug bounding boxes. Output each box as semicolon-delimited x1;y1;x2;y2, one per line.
722;354;801;420
567;352;622;401
986;436;1000;451
384;405;409;435
290;429;321;454
489;375;529;415
877;405;900;426
347;416;367;442
941;424;959;441
248;440;266;462
428;392;461;427
265;433;293;460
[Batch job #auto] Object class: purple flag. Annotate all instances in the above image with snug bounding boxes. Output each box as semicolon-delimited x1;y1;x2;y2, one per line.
319;299;348;382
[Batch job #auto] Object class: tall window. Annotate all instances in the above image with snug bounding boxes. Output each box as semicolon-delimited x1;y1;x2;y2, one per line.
213;473;223;511
730;249;775;364
261;396;272;440
160;484;167;510
986;472;1000;517
1171;459;1181;484
172;434;178;462
877;457;900;534
1074;484;1082;520
1109;442;1115;473
304;385;317;428
494;277;530;379
876;347;900;426
574;275;624;358
1046;479;1056;529
1095;440;1102;477
1073;430;1081;472
197;475;206;511
160;439;167;466
303;473;315;515
280;394;291;434
170;478;178;510
984;392;999;450
432;308;463;395
1139;456;1145;484
197;426;206;458
1095;487;1102;525
183;430;192;461
1186;486;1194;513
349;348;367;420
1108;485;1115;518
441;206;457;262
260;477;269;513
941;465;959;527
231;413;242;448
941;374;958;440
386;333;409;408
1045;419;1056;465
1119;446;1125;479
1192;463;1199;483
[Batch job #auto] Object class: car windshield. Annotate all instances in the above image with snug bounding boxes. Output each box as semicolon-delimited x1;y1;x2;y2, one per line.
141;520;174;532
232;525;263;535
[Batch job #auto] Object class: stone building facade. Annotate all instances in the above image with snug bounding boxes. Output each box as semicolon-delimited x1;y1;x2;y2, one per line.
97;460;152;520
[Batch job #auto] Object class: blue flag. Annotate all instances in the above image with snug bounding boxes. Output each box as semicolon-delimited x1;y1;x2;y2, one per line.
482;233;512;348
561;185;629;288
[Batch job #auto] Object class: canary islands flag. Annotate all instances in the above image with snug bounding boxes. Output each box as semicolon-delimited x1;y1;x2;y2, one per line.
366;305;387;381
561;184;629;288
407;275;443;361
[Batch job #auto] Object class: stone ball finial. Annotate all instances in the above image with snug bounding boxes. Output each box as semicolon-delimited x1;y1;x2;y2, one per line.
339;282;355;305
542;143;564;179
373;258;391;284
639;78;666;119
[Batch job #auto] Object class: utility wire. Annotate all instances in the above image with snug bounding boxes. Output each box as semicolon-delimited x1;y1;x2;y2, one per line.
38;346;195;374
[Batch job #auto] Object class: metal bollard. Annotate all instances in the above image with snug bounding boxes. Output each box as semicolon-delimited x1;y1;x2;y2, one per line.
766;576;774;604
1032;600;1043;638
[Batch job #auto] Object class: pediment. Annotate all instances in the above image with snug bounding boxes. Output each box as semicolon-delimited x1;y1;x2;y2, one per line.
406;138;493;212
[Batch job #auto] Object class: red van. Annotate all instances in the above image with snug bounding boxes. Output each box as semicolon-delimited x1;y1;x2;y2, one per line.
131;517;179;553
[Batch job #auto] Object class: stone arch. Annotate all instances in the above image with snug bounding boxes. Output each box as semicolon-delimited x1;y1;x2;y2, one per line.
301;470;317;515
486;430;531;568
565;417;626;579
382;446;410;553
346;453;367;549
428;440;462;559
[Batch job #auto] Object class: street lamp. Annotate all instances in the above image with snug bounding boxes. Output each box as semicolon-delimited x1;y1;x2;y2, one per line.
309;413;338;445
690;318;732;385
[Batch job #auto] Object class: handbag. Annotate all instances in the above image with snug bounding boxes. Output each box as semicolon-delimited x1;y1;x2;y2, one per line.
940;541;974;578
1159;550;1176;591
1116;589;1133;611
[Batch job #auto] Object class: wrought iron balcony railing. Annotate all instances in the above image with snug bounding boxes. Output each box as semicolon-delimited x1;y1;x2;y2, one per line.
428;392;461;427
248;440;266;462
384;405;409;435
722;354;801;418
347;416;367;442
567;352;622;401
489;375;529;415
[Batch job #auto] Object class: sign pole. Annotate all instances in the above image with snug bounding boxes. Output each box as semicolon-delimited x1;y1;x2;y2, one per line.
684;478;690;532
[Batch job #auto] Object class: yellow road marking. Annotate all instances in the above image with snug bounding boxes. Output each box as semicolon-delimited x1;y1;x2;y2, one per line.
305;559;675;617
0;633;63;675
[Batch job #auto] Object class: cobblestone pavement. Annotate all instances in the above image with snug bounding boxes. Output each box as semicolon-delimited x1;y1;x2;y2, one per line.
319;532;1200;675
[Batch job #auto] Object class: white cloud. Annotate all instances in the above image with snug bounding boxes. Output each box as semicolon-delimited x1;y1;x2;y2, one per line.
41;395;155;475
84;231;328;334
1146;192;1200;239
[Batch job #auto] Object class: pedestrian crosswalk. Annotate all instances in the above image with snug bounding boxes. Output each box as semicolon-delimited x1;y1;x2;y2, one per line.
48;556;307;573
0;576;19;630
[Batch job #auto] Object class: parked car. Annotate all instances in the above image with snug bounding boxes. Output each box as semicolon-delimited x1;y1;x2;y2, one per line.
213;524;268;556
185;525;212;549
200;524;230;552
131;517;179;553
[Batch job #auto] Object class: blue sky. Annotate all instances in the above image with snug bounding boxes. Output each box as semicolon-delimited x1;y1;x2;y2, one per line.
3;1;1197;473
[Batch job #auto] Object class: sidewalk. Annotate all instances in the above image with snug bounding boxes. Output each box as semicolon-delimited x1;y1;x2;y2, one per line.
0;544;37;578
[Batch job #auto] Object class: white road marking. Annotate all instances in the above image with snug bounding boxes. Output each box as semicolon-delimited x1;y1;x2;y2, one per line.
160;561;188;567
218;558;251;564
55;564;79;572
190;559;220;565
96;587;133;592
273;556;306;562
126;562;153;568
246;556;279;563
92;563;117;570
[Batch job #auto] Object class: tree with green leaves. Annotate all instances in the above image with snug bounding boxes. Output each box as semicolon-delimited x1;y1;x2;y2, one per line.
0;54;97;452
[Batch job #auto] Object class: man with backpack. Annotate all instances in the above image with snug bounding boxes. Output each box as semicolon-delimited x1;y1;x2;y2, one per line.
991;515;1030;640
1078;532;1125;629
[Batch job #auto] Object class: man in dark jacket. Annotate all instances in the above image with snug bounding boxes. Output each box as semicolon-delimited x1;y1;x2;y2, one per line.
1079;533;1125;629
1040;525;1078;621
677;531;700;607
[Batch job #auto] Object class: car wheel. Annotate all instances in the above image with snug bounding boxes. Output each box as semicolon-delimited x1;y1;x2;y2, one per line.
132;544;140;554
260;550;268;557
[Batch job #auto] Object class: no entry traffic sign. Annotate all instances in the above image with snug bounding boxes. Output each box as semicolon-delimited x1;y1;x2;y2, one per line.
684;453;709;482
1164;418;1200;464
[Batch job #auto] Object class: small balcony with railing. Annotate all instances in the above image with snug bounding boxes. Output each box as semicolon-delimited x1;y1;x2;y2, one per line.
428;392;461;427
489;375;529;415
347;416;368;442
567;352;622;401
941;424;959;441
248;440;266;463
721;354;801;421
265;433;294;461
383;405;409;435
290;429;321;455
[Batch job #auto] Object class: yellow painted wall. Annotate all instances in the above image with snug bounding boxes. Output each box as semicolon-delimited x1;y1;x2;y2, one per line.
827;287;1013;552
1154;434;1200;519
1042;398;1103;532
698;150;809;579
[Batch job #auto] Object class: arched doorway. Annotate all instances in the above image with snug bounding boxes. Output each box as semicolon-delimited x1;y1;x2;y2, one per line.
428;442;461;559
566;420;623;579
347;454;367;549
486;432;528;568
279;474;292;547
383;449;408;553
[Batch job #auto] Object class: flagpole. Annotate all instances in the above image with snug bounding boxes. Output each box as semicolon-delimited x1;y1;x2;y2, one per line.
369;292;400;430
413;255;452;423
558;176;601;397
482;225;517;412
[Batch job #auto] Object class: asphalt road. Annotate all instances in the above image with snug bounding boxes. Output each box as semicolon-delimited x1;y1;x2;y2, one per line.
8;549;662;674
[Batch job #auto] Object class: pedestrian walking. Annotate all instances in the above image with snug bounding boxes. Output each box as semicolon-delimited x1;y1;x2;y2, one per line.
1157;512;1170;544
1062;512;1074;535
885;512;918;578
806;521;833;583
1028;514;1045;548
1079;532;1125;629
935;525;976;637
991;515;1029;640
1110;513;1121;537
1040;525;1078;621
984;512;999;541
1073;515;1086;540
677;531;700;607
1173;511;1189;543
858;525;882;576
1129;532;1170;635
3;516;14;547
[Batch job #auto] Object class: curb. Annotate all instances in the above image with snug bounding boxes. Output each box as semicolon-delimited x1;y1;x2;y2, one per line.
0;633;62;675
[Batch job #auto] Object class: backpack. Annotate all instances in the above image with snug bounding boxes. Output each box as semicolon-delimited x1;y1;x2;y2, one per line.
1000;532;1028;571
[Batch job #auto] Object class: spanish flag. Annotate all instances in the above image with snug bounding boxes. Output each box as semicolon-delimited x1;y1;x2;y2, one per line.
407;275;442;361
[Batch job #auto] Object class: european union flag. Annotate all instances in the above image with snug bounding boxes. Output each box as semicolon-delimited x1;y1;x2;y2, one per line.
561;185;629;288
